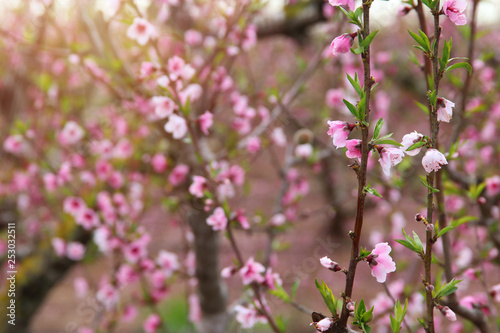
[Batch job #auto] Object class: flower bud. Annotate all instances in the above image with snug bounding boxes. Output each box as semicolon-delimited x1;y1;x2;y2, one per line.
426;223;434;232
415;213;423;222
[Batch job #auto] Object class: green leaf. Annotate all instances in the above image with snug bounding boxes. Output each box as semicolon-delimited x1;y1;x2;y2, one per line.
427;89;437;106
446;62;472;75
442;38;452;65
358;95;366;120
372;118;384;141
415;100;430;115
418;30;431;51
375;139;403;146
406;141;426;152
344;99;359;119
408;30;429;52
421;178;439;193
315;279;338;316
434;278;462;299
347;73;363;98
468;181;486;200
436;216;477;238
395;229;424;255
269;283;290;302
360;30;379;48
364;186;383;198
352;46;365;54
291;279;301;300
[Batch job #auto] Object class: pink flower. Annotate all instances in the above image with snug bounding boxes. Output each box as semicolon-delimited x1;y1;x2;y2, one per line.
66;242;85;261
270;213;286;226
315;317;334;332
74;277;89;298
443;0;467;25
3;135;25;154
198;111;213;135
239;257;265;285
264;268;282;289
151;154;168;173
63;197;87;217
164;114;187;139
329;0;355;11
52;237;66;257
151;96;175;119
325;89;344;109
345;139;362;159
234;304;267;329
122;305;138;322
327;121;354;148
206;207;228;231
143;313;161;333
76;208;100;230
437;97;455;122
400;131;424;156
440;306;457;321
369;242;396;283
124;239;148;263
127;17;157;45
58;121;85;146
189;176;208;198
271;127;287;147
168;164;189;186
485;175;500;197
490;284;500;302
330;33;355;56
295;144;313;159
320;256;341;272
156;250;179;277
422;149;448;173
188;294;202;323
185;29;203;46
246;137;261;153
378;147;405;177
167;56;187;81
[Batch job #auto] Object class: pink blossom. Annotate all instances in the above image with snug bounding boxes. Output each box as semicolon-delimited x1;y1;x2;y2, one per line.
151;96;175;119
74;277;88;298
330;34;355;56
325;89;344;109
139;61;155;78
239;257;265;285
43;173;58;192
143;313;161;333
122;305;138;322
156;250;179;277
167;56;186;81
221;266;236;278
168;164;189;186
116;264;139;287
127;17;157;45
400;131;424;156
185;29;203;46
485;175;500;197
320;256;341;272
246;137;261;154
315;317;334;332
422;149;448;173
440;306;457;321
95;160;112;180
124;240;148;263
189;176;208;198
76;208;100;230
63;197;87;217
198;111;213;135
206;207;228;231
271;127;287;147
264;268;282;289
234;209;250;229
329;0;355;11
327;121;354;148
66;242;85;260
270;213;286;226
52;237;66;257
188;294;202;323
3;135;25;154
345;139;362;159
295;144;313;159
369;242;396;283
151;154;168;173
234;304;267;329
378;147;405;177
58;121;85;146
490;284;500;302
437;97;455;122
443;0;467;25
164;114;187;139
108;171;124;189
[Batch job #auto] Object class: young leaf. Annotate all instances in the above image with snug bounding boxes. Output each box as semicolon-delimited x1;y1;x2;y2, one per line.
446;62;472;75
360;30;379;48
347;73;363;98
408;30;429;52
344;99;359;119
364;186;383;198
406;141;426;152
372;118;384;141
375;139;403;147
315;279;338;316
434;278;462;299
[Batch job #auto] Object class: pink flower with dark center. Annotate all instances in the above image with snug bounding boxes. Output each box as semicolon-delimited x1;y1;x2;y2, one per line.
3;135;24;154
485;175;500;197
327;121;355;148
368;242;396;283
443;0;467;25
345;139;362;159
198;111;213;135
206;207;228;231
320;256;342;272
151;154;168;173
151;96;176;119
378;147;405;177
63;196;87;217
156;250;179;277
330;33;355;56
400;131;424;156
437;97;455;122
490;284;500;302
76;208;100;230
168;164;189;186
167;56;186;81
329;0;355;11
240;257;266;285
164;114;187;139
422;149;448;173
58;121;85;146
66;242;85;261
228;165;245;186
189;176;208;198
127;17;157;45
124;239;148;263
143;313;161;333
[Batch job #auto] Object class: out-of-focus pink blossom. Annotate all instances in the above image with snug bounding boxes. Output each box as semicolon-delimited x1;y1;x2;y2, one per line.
127;17;157;45
443;0;467;25
59;121;85;146
66;242;85;260
328;0;355;11
206;207;228;231
3;135;25;154
239;257;265;285
74;277;89;298
271;128;287;147
164;114;187;139
198;111;213;135
188;294;202;323
369;242;396;283
437;97;455;122
52;237;66;257
246;137;261;154
156;250;179;277
143;313;161;333
400;131;424;156
270;213;286;226
234;304;267;329
189;176;208;198
76;208;100;230
378;147;405;177
264;268;282;289
185;29;203;46
151;154;168;173
122;305;138;322
63;197;86;217
295;143;313;159
422;149;448;173
169;164;189;186
325;89;344;109
485;175;500;197
151;96;175;119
